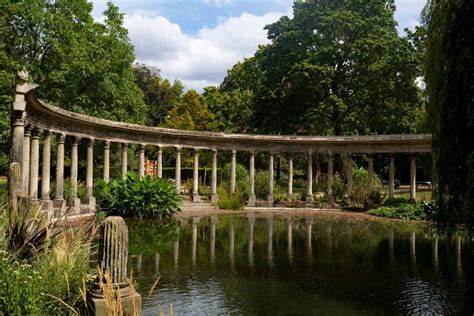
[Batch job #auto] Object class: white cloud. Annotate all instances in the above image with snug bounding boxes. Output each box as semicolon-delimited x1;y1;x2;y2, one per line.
124;11;288;90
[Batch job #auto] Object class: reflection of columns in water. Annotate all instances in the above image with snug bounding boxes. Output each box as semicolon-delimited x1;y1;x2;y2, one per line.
248;214;255;267
410;231;416;266
347;225;353;254
287;220;293;263
192;217;199;265
456;236;462;274
388;229;395;263
367;228;374;260
210;216;218;265
267;217;274;265
305;218;313;252
229;223;235;267
136;254;143;273
173;239;179;266
432;236;439;271
155;253;160;274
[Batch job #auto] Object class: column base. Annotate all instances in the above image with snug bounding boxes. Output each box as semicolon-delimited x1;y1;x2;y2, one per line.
248;194;256;207
192;193;201;202
89;289;141;315
211;193;219;204
72;197;82;215
267;194;274;207
82;196;96;213
305;195;314;207
41;199;54;219
287;194;293;203
53;199;67;217
326;196;335;208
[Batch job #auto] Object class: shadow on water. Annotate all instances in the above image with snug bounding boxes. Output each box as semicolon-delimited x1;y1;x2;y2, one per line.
126;214;474;315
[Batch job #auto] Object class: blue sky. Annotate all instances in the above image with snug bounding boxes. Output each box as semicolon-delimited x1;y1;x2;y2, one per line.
91;0;427;90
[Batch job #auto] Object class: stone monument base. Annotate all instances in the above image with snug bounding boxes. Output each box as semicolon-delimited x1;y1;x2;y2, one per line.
89;291;142;316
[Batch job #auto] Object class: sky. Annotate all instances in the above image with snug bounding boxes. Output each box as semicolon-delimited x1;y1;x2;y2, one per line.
91;0;427;91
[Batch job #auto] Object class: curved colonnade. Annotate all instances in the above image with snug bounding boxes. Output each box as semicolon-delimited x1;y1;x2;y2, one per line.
10;74;432;217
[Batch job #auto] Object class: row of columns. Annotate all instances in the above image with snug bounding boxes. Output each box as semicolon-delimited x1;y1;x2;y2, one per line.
20;126;418;215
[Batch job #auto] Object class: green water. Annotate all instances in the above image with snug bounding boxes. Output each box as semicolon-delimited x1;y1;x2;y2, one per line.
127;213;474;315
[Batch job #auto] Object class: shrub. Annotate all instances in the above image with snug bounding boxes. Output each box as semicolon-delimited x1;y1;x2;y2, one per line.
255;171;270;198
368;200;439;221
333;173;346;201
350;167;382;208
220;163;249;198
95;173;181;219
217;186;244;210
384;197;411;207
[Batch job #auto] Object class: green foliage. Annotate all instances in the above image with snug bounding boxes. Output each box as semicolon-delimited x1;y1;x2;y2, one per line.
350;167;382;207
368;199;438;221
217;186;244;210
424;0;474;231
255;171;270;199
95;173;181;219
221;0;423;136
333;174;347;202
220;163;249;197
162;90;218;131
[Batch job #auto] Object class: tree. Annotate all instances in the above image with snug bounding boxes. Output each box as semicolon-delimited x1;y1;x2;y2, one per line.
222;0;423;136
424;0;474;231
162;90;218;132
133;64;184;127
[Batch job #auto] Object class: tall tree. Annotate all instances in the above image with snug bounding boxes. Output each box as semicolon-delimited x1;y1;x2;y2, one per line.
222;0;423;136
424;0;474;231
133;64;184;127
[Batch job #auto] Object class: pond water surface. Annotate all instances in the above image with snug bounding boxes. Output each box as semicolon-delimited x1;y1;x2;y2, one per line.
127;213;474;315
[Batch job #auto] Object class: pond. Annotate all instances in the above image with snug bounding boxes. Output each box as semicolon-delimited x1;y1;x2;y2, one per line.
127;212;474;315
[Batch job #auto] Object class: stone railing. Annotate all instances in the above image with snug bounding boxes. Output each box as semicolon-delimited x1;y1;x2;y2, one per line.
10;73;432;216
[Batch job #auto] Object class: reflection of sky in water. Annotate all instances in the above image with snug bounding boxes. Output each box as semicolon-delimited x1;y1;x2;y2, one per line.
128;215;473;315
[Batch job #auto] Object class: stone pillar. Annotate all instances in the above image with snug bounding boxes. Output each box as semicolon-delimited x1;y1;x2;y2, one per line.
288;153;293;201
346;157;353;198
306;151;313;206
367;156;374;197
139;144;145;178
175;147;181;194
11;72;31;174
389;155;395;198
327;155;334;206
410;157;416;202
211;149;218;203
103;141;110;183
248;150;256;207
192;149;201;202
54;133;66;205
22;126;31;194
230;149;236;194
121;143;128;178
267;152;274;207
71;137;81;213
29;128;41;200
90;216;141;315
41;130;53;213
157;146;163;178
84;139;95;211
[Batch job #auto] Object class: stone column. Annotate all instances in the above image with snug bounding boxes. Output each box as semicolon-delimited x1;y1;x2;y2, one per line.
192;149;201;202
389;155;395;198
268;152;274;206
230;149;236;194
306;151;313;206
191;217;199;265
248;150;256;207
41;130;53;212
139;144;145;177
367;156;374;197
84;139;95;211
157;146;163;178
211;149;218;203
121;143;128;178
22;126;31;194
11;113;24;167
229;223;235;267
327;155;334;206
29;128;41;200
71;137;81;213
175;147;181;194
410;157;416;202
90;216;141;314
346;157;353;198
54;133;66;205
103;141;110;183
288;153;293;201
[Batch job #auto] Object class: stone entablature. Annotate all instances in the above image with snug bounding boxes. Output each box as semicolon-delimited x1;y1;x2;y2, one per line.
10;73;432;216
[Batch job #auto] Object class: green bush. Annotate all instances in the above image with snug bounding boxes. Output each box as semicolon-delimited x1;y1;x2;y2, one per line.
95;173;181;218
220;163;249;198
350;167;382;207
368;200;438;221
255;171;270;198
333;173;346;201
384;197;411;207
217;186;244;210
